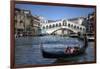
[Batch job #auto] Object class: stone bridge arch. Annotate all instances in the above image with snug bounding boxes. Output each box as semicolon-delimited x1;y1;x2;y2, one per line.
51;27;76;35
49;28;77;34
41;19;86;34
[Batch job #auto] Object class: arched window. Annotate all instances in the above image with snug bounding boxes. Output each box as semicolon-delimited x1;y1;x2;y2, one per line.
56;24;58;27
59;23;61;27
63;20;66;26
83;28;85;31
68;24;70;27
77;26;79;29
46;25;48;29
43;26;45;29
74;25;76;29
80;27;82;30
71;24;73;28
49;25;52;28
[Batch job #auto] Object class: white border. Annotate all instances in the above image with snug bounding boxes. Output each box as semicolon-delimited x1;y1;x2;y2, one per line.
0;0;99;69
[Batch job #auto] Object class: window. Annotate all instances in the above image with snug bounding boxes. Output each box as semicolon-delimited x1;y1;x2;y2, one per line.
20;20;23;24
43;26;45;29
49;25;52;28
56;24;58;27
68;24;70;27
59;23;61;26
46;25;48;29
71;24;73;28
83;28;85;31
53;24;55;28
63;20;67;26
77;26;79;29
74;25;76;29
80;27;82;30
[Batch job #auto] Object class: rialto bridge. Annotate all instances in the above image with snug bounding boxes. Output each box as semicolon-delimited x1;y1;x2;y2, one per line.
40;19;86;35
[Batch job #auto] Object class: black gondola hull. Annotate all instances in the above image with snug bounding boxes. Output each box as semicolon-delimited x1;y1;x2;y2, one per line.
42;49;84;58
41;34;88;58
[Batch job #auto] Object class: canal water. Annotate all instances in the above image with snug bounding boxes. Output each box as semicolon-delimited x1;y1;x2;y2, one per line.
15;35;95;65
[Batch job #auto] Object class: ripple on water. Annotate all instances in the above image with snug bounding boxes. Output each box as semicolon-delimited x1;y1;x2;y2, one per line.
15;36;95;65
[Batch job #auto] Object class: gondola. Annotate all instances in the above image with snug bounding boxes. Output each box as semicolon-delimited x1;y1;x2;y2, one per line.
41;35;88;58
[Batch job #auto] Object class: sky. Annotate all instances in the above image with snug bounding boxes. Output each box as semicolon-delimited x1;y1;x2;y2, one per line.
15;4;95;20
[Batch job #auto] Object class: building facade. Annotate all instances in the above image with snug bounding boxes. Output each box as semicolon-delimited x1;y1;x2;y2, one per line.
87;12;95;34
82;12;96;34
14;8;40;37
31;16;40;36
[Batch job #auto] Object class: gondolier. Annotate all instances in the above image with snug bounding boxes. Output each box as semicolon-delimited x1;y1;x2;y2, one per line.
41;34;88;58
